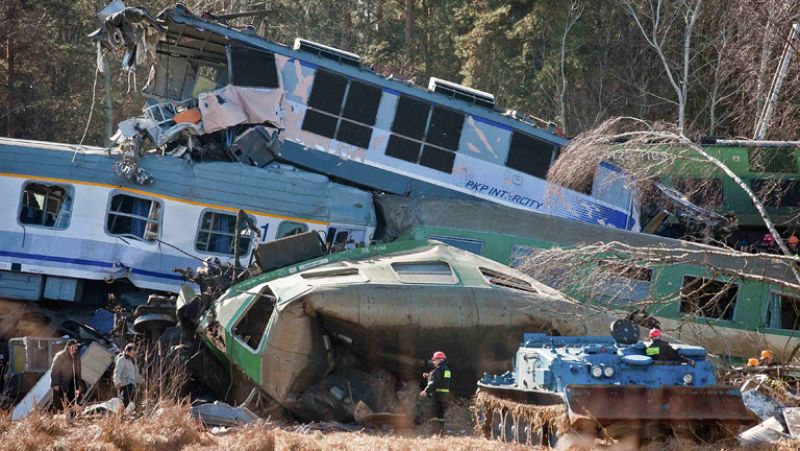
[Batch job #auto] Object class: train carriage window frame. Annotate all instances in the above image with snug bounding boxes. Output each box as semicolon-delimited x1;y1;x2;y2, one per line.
232;286;277;352
195;209;256;257
678;275;739;321
391;261;459;285
385;95;465;174
764;291;800;331
105;191;163;244
302;69;382;149
505;132;560;179
18;181;74;230
276;221;309;239
227;45;280;89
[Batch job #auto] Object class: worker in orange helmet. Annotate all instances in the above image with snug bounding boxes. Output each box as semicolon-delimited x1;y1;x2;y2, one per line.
759;350;778;367
420;351;451;434
747;358;760;367
787;236;799;256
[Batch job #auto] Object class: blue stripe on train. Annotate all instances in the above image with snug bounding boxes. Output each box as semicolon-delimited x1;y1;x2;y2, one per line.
0;250;185;281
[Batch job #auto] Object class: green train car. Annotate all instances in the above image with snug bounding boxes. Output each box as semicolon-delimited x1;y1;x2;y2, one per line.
379;195;800;361
663;141;800;229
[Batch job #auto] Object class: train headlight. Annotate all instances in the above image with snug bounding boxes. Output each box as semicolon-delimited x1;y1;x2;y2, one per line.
682;373;693;385
591;366;603;378
603;366;615;378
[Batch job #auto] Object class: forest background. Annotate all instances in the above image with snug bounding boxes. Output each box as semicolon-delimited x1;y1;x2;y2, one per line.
1;0;799;145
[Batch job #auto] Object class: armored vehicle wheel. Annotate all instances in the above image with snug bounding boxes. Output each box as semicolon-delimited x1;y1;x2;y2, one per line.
490;409;504;440
503;410;516;442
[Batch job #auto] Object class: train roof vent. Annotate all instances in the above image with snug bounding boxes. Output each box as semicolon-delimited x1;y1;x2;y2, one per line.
428;77;495;108
293;38;362;67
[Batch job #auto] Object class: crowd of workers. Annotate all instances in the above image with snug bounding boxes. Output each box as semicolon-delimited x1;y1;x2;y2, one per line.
735;233;800;255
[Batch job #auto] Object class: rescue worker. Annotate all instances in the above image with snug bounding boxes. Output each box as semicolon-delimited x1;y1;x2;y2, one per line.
645;328;689;363
113;343;145;411
50;339;83;420
788;236;799;256
419;351;451;434
747;358;760;367
759;349;778;367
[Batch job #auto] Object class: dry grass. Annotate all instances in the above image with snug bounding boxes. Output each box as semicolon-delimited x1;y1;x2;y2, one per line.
4;401;800;450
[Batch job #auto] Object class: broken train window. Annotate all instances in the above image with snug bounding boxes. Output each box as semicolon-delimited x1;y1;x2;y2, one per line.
19;182;73;229
505;132;560;179
276;221;308;239
765;292;800;330
195;211;254;256
391;261;458;285
228;45;280;88
385;95;465;173
106;193;161;243
479;267;537;293
302;70;382;148
678;276;738;321
233;286;277;350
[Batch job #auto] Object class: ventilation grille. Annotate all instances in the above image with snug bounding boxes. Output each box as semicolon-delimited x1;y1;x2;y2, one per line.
294;38;361;67
428;77;495;108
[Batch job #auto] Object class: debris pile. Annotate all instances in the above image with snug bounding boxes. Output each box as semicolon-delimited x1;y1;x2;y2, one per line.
730;366;800;445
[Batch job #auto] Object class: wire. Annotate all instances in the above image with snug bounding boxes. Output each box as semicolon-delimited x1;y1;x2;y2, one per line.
72;51;103;164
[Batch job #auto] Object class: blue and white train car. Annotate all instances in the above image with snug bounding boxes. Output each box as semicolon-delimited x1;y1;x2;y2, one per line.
0;138;376;301
136;5;638;231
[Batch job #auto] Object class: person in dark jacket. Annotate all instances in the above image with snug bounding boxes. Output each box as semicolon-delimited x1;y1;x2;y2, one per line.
645;328;683;361
419;351;451;433
50;339;83;419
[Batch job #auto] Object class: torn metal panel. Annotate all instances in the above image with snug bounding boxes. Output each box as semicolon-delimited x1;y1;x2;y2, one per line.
198;86;284;133
191;401;258;426
739;416;792;445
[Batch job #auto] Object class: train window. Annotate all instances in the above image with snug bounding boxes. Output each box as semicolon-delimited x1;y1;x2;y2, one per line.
679;276;738;321
307;70;347;114
385;135;421;163
276;221;308;238
748;147;798;173
303;71;380;148
106;193;161;243
228;45;280;88
426;106;464;150
342;81;381;125
195;211;254;256
427;235;483;254
765;293;800;330
391;96;429;140
506;132;558;179
391;261;458;284
751;179;800;207
386;95;464;173
233;286;276;350
19;182;73;229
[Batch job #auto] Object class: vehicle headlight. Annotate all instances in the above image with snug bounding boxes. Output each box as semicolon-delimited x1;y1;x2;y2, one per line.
682;373;693;385
603;366;615;378
591;366;603;378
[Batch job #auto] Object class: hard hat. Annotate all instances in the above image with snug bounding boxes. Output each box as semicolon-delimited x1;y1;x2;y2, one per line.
747;358;759;367
648;328;662;339
789;236;799;245
763;233;775;243
431;351;447;360
761;350;774;360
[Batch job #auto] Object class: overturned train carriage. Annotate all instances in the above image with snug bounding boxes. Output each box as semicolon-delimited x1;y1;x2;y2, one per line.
192;240;617;420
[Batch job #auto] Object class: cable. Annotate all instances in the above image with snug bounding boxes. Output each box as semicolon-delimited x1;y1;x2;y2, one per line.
72;50;103;164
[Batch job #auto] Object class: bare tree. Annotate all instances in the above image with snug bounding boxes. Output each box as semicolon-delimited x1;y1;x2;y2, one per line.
620;0;703;136
557;1;584;135
547;117;800;284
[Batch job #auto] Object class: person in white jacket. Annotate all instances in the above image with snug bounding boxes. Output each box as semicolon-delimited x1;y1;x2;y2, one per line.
113;343;144;409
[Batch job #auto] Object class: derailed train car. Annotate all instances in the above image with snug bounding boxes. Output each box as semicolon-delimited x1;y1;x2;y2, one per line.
184;239;616;421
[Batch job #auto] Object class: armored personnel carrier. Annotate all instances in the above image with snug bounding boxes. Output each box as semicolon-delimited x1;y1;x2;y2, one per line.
473;320;754;447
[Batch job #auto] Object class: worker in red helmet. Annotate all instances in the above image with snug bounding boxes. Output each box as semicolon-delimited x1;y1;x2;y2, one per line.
420;351;451;434
646;328;691;364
